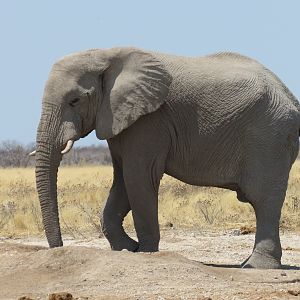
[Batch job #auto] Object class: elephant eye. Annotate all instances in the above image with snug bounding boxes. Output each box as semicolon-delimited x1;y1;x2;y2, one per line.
69;98;80;107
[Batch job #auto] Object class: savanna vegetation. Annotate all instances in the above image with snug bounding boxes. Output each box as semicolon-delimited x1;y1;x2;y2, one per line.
0;155;299;238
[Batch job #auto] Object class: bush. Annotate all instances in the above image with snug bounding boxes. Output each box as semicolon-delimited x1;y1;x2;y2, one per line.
0;141;112;168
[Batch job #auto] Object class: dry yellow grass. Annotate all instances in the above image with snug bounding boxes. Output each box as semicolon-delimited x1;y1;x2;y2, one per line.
0;161;299;237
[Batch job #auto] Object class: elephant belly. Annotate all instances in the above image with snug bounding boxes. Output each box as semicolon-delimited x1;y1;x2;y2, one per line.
165;162;238;188
164;138;242;189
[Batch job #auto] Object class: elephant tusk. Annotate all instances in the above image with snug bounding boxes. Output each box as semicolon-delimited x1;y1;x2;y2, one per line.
29;150;36;156
61;140;74;154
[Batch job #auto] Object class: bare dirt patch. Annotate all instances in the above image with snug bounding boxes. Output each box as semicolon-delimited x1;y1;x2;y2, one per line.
0;229;299;300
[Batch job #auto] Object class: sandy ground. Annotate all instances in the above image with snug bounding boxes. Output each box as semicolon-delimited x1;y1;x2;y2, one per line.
0;229;299;300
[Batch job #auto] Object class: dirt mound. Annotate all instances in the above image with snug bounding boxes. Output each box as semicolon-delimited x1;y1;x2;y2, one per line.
1;231;299;299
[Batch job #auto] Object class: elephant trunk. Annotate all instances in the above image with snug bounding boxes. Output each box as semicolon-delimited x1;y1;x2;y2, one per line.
35;107;63;247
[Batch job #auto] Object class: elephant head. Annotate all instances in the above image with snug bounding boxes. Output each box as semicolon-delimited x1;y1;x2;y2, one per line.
34;47;171;247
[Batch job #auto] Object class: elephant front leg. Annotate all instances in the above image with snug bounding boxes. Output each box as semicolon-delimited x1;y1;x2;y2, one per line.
101;159;139;252
123;161;163;252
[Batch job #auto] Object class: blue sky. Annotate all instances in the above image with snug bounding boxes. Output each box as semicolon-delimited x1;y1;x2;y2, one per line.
1;0;299;146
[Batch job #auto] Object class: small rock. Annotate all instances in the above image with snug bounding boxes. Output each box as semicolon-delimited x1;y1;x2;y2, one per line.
231;229;241;236
18;297;35;300
48;292;73;300
288;290;300;296
280;271;287;277
165;222;173;228
230;275;234;281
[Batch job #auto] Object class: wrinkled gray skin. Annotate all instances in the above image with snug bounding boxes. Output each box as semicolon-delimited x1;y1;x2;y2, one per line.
35;47;300;269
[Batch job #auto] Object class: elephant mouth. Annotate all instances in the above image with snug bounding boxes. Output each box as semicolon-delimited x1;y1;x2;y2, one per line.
59;127;95;154
81;128;95;138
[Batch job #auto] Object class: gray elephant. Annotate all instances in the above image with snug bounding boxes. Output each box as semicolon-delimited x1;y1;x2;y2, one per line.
32;47;300;269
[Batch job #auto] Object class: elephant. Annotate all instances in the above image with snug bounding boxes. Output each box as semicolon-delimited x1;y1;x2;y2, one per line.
32;47;300;269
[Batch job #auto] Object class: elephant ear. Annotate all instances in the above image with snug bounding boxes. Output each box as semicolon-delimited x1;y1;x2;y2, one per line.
95;48;172;139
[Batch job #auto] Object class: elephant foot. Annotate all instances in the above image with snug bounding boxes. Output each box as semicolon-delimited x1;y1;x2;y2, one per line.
241;251;281;269
136;243;159;252
110;236;139;252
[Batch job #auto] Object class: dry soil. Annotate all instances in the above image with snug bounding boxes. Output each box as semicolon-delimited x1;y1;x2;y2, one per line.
0;229;299;300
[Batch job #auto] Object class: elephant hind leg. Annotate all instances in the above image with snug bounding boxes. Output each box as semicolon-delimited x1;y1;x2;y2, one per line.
239;150;292;269
241;193;285;269
100;157;138;252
